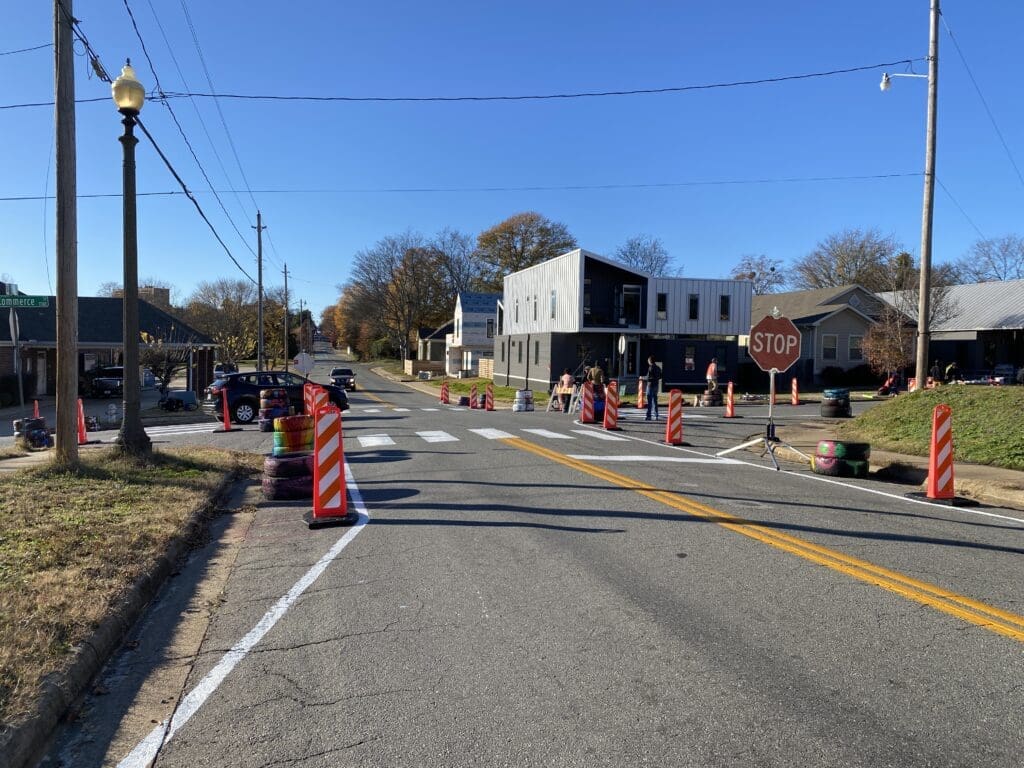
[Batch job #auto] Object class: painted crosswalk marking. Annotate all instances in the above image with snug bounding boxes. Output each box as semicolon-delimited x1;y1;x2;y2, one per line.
357;434;395;447
393;408;411;412
521;428;573;440
570;429;628;442
468;428;514;440
417;430;458;443
567;454;741;464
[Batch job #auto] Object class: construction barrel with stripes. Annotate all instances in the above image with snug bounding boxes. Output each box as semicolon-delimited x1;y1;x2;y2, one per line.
636;378;645;410
580;381;595;423
485;382;494;411
664;388;684;445
927;404;955;500
470;383;478;409
305;405;354;528
309;386;329;416
440;380;449;404
603;380;620;430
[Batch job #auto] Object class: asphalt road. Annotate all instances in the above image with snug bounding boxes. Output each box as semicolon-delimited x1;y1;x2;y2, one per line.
42;351;1024;767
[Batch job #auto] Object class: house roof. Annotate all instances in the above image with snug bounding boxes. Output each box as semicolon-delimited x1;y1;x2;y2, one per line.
457;292;500;314
751;285;884;326
0;297;214;346
879;279;1024;331
418;321;454;341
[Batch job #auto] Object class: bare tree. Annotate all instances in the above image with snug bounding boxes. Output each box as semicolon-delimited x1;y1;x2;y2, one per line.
139;326;198;393
792;229;900;292
861;305;914;378
954;235;1024;283
730;254;786;294
180;278;259;364
613;235;675;275
432;227;477;298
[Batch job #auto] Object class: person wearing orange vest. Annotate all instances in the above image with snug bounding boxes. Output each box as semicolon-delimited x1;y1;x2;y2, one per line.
706;358;718;391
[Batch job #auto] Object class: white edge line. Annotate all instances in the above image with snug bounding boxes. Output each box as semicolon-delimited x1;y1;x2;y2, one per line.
569;420;1024;528
118;463;369;768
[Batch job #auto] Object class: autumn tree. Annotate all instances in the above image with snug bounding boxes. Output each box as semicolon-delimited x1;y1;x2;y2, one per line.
473;212;576;292
953;235;1024;283
730;254;786;294
139;325;198;392
613;235;674;275
791;229;900;292
180;278;259;364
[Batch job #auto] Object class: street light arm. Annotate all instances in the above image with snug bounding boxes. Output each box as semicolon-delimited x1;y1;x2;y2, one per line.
880;72;929;91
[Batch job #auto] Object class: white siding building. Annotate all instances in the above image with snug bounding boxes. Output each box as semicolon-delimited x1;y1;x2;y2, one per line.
446;292;500;377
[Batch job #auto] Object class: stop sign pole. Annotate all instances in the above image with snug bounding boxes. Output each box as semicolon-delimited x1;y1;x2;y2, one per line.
717;309;811;470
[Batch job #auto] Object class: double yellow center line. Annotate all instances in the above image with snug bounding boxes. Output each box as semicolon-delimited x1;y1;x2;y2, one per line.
507;438;1024;645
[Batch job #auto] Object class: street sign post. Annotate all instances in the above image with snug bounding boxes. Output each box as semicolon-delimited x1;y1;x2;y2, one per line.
0;296;49;309
293;352;315;377
717;311;810;470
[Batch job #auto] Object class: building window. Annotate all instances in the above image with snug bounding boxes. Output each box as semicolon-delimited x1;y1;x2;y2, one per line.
486;318;495;338
849;335;863;361
684;346;695;371
517;341;522;364
719;295;731;321
657;293;667;320
533;295;538;322
688;294;699;321
514;299;519;324
550;289;557;320
534;340;539;364
500;342;505;362
823;334;838;361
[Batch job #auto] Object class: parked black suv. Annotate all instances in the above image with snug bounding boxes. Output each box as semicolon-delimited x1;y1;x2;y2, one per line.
203;370;349;424
83;366;124;398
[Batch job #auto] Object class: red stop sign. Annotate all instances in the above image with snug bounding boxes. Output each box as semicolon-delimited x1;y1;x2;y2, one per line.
749;315;801;372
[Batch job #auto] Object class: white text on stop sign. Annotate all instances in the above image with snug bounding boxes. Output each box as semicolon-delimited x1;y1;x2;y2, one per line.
751;331;799;356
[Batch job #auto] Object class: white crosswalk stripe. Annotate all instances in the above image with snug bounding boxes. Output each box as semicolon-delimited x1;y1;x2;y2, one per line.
357;434;395;447
140;423;218;437
521;428;573;440
468;428;514;440
570;429;628;441
417;430;458;443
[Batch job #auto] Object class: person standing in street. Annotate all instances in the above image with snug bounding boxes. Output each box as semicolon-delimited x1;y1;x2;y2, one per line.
644;356;661;421
706;357;719;391
558;367;574;413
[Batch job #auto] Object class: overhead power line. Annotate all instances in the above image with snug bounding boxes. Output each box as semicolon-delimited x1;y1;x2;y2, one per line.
0;43;51;56
1;58;922;111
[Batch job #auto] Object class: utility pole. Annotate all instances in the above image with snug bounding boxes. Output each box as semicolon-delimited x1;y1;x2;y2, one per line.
299;298;305;354
54;0;79;469
253;211;265;370
914;0;940;391
282;263;289;373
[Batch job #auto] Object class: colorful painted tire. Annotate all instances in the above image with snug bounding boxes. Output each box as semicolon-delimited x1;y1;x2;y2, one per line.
842;459;870;478
263;452;314;479
816;440;871;461
261;474;313;500
258;418;275;432
272;444;313;457
274;414;313;433
259;397;288;409
273;428;313;449
259;406;289;420
822;388;850;401
811;455;842;476
820;403;852;418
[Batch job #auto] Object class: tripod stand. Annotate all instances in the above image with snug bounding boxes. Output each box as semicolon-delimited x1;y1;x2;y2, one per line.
716;371;809;470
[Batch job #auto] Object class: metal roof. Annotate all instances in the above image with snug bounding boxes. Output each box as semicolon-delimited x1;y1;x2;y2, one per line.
457;292;500;314
879;279;1024;331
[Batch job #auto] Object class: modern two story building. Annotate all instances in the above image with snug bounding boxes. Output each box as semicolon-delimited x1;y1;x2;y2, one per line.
492;249;752;392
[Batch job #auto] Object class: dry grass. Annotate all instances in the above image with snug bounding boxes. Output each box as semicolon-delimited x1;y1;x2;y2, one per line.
0;447;260;726
0;446;28;460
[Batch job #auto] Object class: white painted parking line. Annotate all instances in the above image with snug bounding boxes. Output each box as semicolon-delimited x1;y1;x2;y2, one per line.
417;430;458;443
568;454;741;464
521;428;574;440
357;434;395;447
421;408;439;411
393;407;411;412
469;428;515;439
570;429;629;441
362;408;382;413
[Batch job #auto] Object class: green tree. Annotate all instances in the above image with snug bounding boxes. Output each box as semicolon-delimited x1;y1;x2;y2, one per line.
473;212;576;292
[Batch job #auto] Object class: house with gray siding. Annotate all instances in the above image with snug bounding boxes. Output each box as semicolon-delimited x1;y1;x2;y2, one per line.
492;249;752;392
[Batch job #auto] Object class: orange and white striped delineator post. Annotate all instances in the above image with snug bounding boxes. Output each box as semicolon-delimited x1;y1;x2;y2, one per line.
303;382;314;414
33;400;40;418
305;404;356;528
485;382;494;411
580;381;595;423
664;389;684;445
724;381;736;418
603;380;620;430
440;379;449;404
310;386;329;415
927;404;954;500
791;377;800;406
469;383;478;409
636;378;645;410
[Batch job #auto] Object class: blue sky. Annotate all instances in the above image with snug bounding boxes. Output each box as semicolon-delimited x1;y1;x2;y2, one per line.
2;2;1022;318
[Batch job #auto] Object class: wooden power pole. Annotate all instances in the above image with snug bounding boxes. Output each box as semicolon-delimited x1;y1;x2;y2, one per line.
253;211;265;370
282;263;289;373
54;0;79;469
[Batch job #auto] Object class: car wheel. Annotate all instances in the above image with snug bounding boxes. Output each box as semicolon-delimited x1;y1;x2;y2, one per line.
232;399;257;424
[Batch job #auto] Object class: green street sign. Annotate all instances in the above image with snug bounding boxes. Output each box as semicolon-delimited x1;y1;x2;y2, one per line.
0;296;49;308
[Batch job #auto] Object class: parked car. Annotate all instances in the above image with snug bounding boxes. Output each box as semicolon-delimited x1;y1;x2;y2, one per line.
83;366;124;398
329;367;357;391
214;361;238;378
203;370;349;424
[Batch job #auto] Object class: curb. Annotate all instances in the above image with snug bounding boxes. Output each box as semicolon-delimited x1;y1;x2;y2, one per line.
0;470;245;768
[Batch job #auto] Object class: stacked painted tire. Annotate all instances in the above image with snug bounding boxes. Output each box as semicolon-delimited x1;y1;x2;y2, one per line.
258;387;290;432
811;439;870;478
820;387;852;418
263;414;316;499
13;417;52;450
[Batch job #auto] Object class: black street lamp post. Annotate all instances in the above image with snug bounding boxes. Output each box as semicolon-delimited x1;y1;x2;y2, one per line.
112;61;151;456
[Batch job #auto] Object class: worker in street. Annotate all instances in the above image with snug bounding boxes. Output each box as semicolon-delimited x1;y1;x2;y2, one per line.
706;357;718;391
